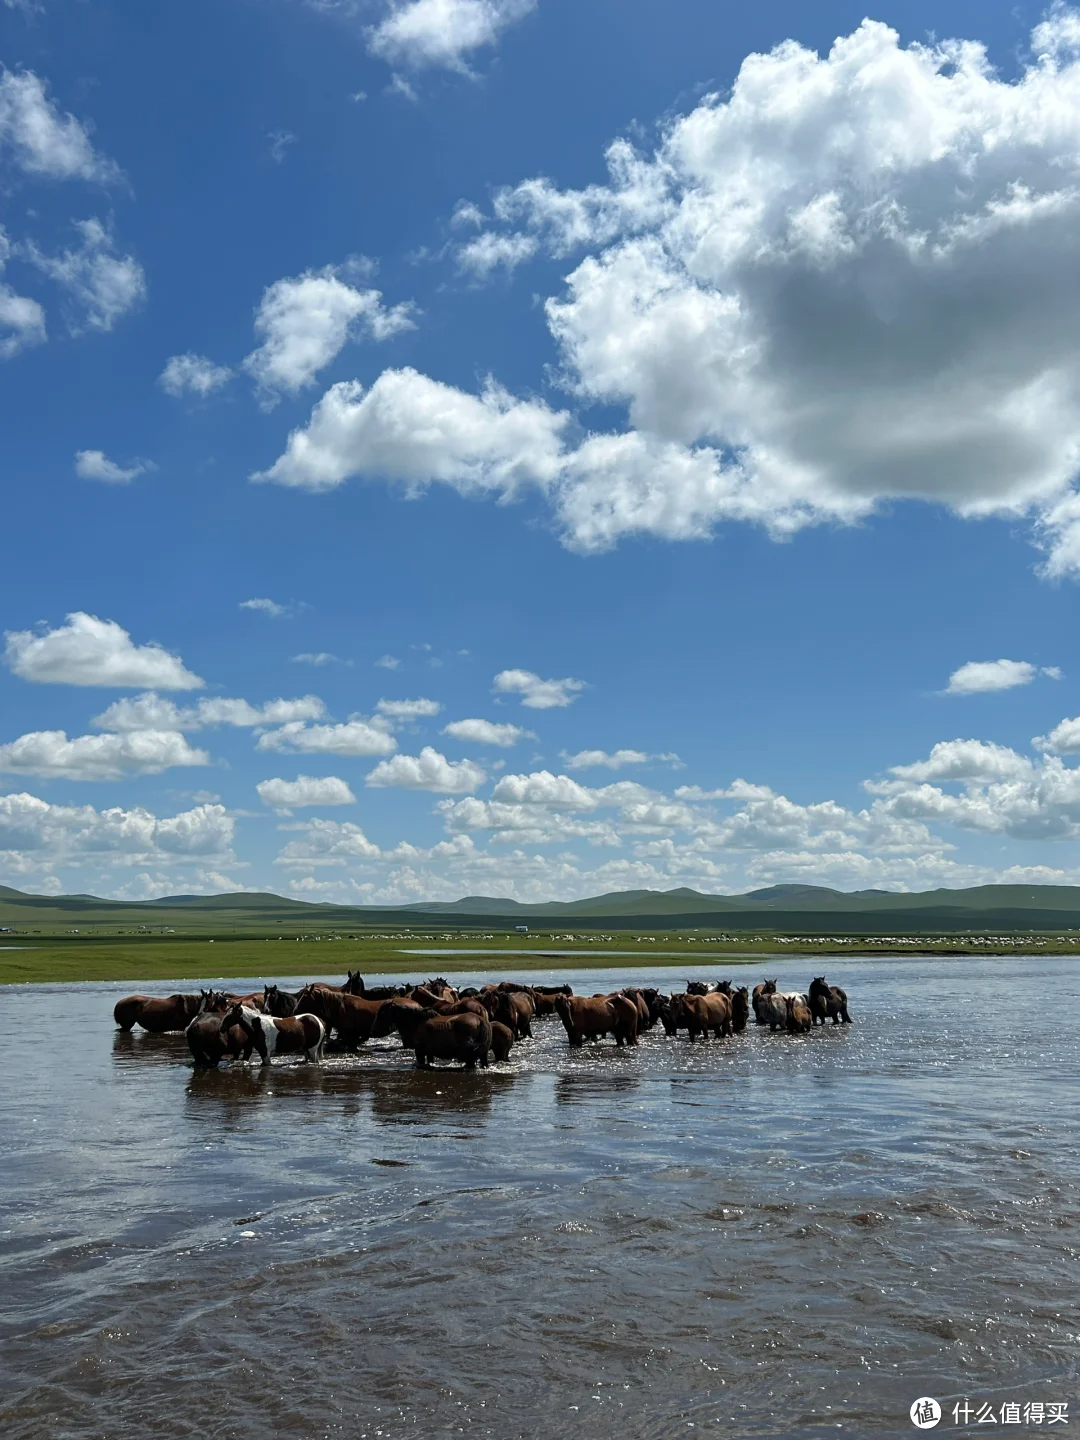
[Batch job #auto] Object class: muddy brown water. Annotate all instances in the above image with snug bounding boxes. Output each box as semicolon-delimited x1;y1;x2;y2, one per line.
1;958;1078;1439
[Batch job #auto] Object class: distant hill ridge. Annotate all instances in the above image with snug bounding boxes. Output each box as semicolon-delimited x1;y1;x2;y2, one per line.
4;881;1080;933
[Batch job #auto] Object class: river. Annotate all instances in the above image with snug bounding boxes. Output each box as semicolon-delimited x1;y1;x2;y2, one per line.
1;957;1077;1437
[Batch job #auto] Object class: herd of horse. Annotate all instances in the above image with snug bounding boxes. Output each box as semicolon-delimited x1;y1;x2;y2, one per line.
112;973;853;1070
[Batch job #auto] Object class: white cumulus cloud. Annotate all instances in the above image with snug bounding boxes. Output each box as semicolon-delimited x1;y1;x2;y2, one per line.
441;717;533;747
562;748;649;770
946;660;1039;695
457;230;538;278
0;793;234;873
884;739;1034;785
256;717;397;757
259;12;1080;571
366;745;485;793
256;774;356;812
0;728;210;781
0;68;118;181
1034;716;1080;754
26;218;145;333
74;449;148;485
93;692;325;732
159;353;233;398
0;228;45;358
493;668;585;708
253;367;567;493
274;816;382;867
5;613;204;690
243;267;416;401
375;697;442;722
366;0;535;72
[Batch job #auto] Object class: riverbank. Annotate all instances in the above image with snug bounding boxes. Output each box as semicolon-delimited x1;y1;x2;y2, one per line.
2;931;1077;984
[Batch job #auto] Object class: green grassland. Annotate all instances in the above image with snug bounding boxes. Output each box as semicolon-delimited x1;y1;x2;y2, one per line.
2;927;1078;986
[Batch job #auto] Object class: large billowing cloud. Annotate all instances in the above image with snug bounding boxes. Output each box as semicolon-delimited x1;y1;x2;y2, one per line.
260;11;1080;574
4;613;204;690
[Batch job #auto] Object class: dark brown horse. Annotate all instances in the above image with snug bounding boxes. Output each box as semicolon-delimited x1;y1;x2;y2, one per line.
295;984;386;1049
114;992;203;1033
379;1000;490;1068
187;991;252;1067
342;971;409;1000
263;984;300;1017
730;986;750;1033
480;988;533;1039
809;977;852;1024
489;1020;514;1063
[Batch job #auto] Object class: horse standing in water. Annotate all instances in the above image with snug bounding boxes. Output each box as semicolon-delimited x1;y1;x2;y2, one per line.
114;992;204;1033
219;1003;326;1065
187;991;253;1067
809;977;852;1025
262;984;300;1017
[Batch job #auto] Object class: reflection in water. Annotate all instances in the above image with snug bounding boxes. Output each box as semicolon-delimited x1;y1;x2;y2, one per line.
2;959;1080;1438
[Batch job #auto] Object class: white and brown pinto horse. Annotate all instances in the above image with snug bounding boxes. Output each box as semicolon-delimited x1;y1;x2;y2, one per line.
220;1003;326;1065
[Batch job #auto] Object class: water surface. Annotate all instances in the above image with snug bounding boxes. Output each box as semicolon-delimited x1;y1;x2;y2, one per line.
1;957;1078;1438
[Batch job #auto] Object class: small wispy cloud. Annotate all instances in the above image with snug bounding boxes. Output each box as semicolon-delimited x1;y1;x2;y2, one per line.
291;651;352;667
268;130;297;163
75;449;152;485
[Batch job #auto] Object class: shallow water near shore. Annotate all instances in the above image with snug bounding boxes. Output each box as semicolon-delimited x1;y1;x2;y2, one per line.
1;956;1078;1439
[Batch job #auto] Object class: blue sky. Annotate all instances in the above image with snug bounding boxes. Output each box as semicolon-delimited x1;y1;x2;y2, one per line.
3;0;1080;903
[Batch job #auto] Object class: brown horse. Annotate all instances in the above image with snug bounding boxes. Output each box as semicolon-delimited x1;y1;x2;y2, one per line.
114;992;203;1033
809;977;852;1024
220;1003;325;1064
187;992;252;1067
752;979;777;1026
481;988;533;1039
380;1000;490;1068
554;994;638;1048
489;1020;514;1063
786;994;813;1033
681;991;733;1041
294;984;386;1049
